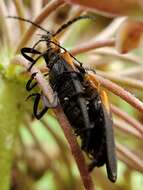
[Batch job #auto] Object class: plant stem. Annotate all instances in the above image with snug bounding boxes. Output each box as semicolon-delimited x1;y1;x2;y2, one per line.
117;143;143;172
0;78;26;190
114;120;143;140
111;104;143;136
15;0;65;53
25;119;66;190
70;39;115;55
13;55;95;190
98;70;143;90
89;72;143;113
13;0;26;34
54;108;95;190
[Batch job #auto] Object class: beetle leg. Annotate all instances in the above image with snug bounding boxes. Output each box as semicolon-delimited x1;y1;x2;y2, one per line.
26;73;38;91
26;91;59;119
68;72;91;150
75;124;94;135
21;47;41;62
21;47;41;70
21;47;50;71
26;93;48;119
88;160;98;172
41;91;59;108
26;72;49;91
77;97;91;151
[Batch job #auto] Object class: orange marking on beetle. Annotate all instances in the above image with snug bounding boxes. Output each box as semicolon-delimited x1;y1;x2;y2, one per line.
61;51;76;70
86;73;110;114
51;37;60;51
100;90;110;114
85;73;101;91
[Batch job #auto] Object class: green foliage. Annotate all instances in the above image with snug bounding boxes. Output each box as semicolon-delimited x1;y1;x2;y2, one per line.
0;77;28;190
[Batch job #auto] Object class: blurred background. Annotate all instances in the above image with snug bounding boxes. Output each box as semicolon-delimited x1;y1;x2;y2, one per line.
0;0;143;190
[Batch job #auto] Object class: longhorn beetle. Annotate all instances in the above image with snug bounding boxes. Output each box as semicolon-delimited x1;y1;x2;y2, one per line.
9;15;117;182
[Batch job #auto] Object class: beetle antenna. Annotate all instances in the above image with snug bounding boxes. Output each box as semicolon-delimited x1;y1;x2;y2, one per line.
7;16;49;33
53;15;96;36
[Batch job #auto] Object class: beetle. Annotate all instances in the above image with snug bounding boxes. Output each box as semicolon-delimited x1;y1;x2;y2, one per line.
9;15;117;182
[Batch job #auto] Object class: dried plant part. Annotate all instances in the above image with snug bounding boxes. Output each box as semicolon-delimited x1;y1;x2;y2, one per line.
116;18;143;53
65;0;143;17
138;0;143;9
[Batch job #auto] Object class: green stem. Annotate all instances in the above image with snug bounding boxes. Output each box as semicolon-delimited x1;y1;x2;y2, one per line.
0;76;27;190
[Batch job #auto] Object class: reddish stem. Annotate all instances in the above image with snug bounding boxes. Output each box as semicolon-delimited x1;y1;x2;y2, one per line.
111;104;143;136
89;72;143;114
114;120;143;140
117;143;143;172
70;39;115;55
54;108;95;190
12;55;95;190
